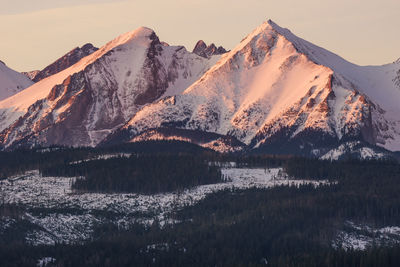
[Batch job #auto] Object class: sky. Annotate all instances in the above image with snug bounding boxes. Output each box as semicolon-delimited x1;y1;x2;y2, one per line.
1;0;399;71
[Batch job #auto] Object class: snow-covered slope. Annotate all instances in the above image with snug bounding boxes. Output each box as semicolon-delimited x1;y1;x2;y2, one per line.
109;20;400;156
0;61;33;101
259;21;400;152
0;28;217;148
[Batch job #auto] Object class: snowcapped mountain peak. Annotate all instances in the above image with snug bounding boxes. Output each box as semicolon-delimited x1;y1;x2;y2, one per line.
114;20;400;155
238;19;357;81
238;19;289;43
0;25;218;148
125;19;336;145
264;19;291;34
107;27;155;48
255;20;349;69
0;27;157;115
240;21;400;123
86;26;156;66
266;19;279;26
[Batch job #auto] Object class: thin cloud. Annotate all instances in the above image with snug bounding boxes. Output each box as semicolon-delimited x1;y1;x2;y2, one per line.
0;0;126;15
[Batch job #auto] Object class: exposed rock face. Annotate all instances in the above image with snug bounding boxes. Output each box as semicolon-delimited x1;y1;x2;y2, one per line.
193;40;207;55
22;70;40;81
31;43;98;82
393;69;400;89
193;40;227;58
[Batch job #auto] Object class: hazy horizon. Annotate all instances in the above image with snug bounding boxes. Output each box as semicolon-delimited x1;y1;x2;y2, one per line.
1;0;399;71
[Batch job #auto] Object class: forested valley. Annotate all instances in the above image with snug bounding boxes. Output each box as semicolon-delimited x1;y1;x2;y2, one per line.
1;140;400;266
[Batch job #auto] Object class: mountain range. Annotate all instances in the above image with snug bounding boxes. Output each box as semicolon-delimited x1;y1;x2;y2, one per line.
0;20;399;159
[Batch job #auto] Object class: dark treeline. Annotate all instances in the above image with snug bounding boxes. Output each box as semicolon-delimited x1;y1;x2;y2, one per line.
41;154;223;194
3;140;395;181
283;157;400;181
100;140;215;155
0;141;215;179
0;141;310;180
0;147;94;179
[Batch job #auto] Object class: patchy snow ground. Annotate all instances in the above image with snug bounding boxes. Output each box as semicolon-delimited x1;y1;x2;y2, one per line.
0;168;327;245
69;152;132;165
37;257;55;267
320;141;388;160
333;221;400;250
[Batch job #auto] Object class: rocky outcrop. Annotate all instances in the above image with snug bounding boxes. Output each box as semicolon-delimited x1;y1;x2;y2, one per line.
22;70;40;81
193;40;227;58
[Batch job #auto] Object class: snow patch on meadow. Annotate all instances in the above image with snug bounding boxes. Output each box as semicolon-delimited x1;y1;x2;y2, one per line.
0;167;328;245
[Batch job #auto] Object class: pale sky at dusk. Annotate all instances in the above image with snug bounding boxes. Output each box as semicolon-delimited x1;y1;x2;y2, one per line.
1;0;399;71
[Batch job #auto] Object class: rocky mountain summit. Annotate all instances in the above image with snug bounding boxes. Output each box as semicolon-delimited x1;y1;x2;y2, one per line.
0;28;218;148
106;20;400;158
